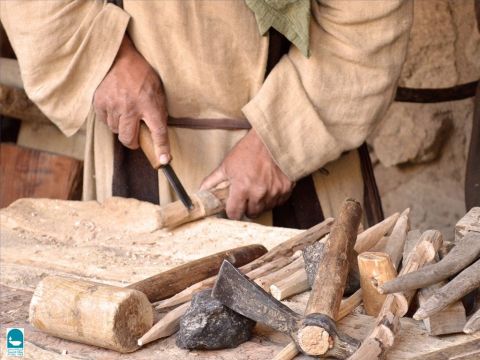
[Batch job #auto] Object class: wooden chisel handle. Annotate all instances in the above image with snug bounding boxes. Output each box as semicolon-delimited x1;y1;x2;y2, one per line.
305;198;362;318
128;244;266;302
139;123;162;169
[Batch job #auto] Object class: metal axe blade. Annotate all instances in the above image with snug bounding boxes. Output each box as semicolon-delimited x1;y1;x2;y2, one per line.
212;260;302;335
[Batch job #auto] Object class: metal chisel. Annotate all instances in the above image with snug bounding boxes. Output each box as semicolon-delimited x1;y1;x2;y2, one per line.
138;123;194;210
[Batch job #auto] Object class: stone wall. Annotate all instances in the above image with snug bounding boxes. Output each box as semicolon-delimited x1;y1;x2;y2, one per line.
369;0;480;239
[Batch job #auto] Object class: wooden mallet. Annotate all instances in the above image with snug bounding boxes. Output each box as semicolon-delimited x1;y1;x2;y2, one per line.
28;244;266;353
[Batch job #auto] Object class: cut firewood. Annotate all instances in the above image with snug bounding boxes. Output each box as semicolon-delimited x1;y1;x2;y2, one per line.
154;219;333;309
155;254;297;309
358;252;397;316
142;252;302;346
417;279;466;335
380;232;480;294
464;307;480;334
354;212;400;253
255;256;304;291
349;230;443;360
381;209;410;268
455;207;480;240
414;259;480;320
273;289;363;360
270;267;309;301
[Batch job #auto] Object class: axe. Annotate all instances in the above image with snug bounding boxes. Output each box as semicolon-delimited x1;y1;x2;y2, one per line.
212;199;363;358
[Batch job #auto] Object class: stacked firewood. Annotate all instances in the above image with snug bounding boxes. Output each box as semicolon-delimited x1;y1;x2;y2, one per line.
138;206;479;359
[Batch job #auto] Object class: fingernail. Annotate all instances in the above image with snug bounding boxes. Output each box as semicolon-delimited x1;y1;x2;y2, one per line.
160;154;169;165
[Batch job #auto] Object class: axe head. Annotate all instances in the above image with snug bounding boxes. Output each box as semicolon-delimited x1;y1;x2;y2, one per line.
212;260;302;336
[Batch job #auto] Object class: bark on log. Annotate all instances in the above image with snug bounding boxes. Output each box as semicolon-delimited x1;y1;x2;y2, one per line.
414;259;480;320
349;230;443;360
273;289;363;360
155;219;333;308
380;232;480;294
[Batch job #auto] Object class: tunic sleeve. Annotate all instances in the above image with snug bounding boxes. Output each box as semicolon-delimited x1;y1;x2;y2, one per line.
242;0;413;181
0;0;130;136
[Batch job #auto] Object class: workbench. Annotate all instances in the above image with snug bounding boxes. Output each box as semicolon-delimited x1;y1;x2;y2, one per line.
1;198;478;359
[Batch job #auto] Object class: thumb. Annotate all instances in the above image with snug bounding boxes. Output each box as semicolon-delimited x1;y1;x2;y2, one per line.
200;165;228;191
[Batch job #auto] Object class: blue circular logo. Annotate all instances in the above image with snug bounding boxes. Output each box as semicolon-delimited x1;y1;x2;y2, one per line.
7;329;23;348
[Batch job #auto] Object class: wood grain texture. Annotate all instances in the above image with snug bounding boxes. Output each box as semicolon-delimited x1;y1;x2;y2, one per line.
381;232;480;294
358;252;397;316
255;256;304;292
29;276;153;353
464;308;480;334
354;212;400;253
270;268;309;301
418;280;466;335
0;143;83;207
130;244;266;302
349;230;444;360
298;199;362;356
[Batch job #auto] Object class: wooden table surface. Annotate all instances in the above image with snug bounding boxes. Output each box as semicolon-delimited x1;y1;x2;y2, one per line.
0;198;478;360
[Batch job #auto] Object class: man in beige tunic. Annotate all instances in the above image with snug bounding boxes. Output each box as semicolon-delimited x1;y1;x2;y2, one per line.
0;0;412;226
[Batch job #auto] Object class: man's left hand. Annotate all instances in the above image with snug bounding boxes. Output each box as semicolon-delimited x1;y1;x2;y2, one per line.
200;130;294;220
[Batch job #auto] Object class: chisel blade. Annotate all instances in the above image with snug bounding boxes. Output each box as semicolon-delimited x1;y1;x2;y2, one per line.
161;164;194;210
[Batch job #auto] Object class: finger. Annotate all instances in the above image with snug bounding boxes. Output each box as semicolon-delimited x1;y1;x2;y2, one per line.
226;184;248;220
118;116;140;149
246;198;267;218
200;166;228;191
107;112;119;134
143;106;170;165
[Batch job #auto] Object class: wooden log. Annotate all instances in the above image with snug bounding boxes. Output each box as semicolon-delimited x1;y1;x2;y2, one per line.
130;244;267;302
141;253;301;346
455;207;480;240
273;289;363;360
464;308;480;334
0;143;83;207
358;252;397;316
349;230;444;360
270;267;309;301
155;219;333;308
29;276;153;353
414;259;480;320
297;199;362;356
255;256;304;292
380;232;480;294
354;212;400;253
382;208;410;268
417;279;466;335
155;253;298;310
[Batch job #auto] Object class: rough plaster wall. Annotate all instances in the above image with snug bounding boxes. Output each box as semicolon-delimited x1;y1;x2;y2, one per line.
370;0;480;240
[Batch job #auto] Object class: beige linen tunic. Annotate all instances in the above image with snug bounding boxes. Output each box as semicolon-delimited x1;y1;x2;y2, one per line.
1;0;413;221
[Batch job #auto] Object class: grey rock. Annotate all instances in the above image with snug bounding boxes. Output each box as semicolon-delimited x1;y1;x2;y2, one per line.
303;240;359;296
176;289;255;350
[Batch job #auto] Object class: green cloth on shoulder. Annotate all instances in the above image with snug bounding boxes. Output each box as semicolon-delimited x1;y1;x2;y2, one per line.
245;0;311;57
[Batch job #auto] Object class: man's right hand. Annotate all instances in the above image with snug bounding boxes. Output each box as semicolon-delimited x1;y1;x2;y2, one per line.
94;35;170;165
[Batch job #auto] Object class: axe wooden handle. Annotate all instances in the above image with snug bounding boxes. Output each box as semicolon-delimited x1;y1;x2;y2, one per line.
305;198;362;318
297;198;362;357
129;244;266;302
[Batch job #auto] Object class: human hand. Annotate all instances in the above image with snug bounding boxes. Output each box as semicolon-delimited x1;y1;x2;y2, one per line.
200;129;294;220
93;35;170;164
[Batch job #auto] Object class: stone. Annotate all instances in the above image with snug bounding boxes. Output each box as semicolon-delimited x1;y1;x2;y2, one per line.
371;105;452;167
302;240;358;296
176;290;255;350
